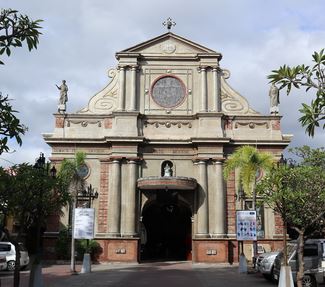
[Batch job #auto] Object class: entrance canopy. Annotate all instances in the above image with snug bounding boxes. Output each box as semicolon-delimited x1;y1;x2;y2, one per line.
137;176;197;190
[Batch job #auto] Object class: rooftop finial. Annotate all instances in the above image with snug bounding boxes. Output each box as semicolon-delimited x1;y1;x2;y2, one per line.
163;17;176;31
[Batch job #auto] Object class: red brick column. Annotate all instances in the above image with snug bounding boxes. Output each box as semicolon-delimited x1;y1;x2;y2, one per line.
226;171;236;235
98;161;109;233
274;212;284;239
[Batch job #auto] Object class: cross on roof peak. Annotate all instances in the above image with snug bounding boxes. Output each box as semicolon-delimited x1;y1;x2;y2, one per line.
163;17;176;31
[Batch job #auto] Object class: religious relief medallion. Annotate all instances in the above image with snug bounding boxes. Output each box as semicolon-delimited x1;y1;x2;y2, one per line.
151;76;186;108
161;42;176;54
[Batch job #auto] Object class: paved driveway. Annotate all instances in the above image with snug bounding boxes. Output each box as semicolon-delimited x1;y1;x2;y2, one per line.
0;262;275;287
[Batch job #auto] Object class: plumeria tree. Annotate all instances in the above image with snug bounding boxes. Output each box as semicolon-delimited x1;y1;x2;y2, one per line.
0;8;42;65
257;150;325;287
268;49;325;137
0;8;42;155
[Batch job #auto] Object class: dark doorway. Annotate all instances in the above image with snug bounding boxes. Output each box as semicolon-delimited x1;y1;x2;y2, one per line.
141;190;192;261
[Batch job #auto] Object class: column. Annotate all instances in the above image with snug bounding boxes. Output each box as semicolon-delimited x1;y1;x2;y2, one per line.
107;160;121;236
122;160;138;236
213;67;222;112
118;66;126;111
130;66;137;111
214;160;226;236
196;160;209;236
200;67;207;111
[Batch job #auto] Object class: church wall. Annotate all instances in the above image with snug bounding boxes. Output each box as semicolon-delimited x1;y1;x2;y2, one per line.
43;32;291;264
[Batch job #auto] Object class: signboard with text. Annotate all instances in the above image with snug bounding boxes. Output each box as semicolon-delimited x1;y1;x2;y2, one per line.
74;208;95;239
236;210;257;241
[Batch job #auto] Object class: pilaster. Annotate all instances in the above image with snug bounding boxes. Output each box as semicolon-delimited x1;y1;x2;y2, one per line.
118;66;126;111
107;159;121;236
196;160;209;237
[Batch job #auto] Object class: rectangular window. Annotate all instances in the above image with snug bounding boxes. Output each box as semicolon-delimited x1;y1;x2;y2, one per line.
304;244;318;257
0;244;11;252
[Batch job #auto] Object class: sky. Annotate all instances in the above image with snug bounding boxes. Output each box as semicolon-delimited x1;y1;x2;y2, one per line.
1;0;325;166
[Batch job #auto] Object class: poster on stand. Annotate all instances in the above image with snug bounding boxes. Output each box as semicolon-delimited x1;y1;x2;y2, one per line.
74;208;95;239
236;210;257;241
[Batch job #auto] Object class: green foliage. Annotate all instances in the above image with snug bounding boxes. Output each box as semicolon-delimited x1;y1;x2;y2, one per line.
0;163;71;229
55;227;71;260
55;228;102;262
268;49;325;137
57;151;86;197
0;93;26;155
257;165;325;230
289;145;325;168
257;147;325;287
0;8;42;65
76;239;102;261
223;145;274;196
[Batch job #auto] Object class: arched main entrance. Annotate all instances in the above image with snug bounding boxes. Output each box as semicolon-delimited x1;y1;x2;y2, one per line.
141;192;192;261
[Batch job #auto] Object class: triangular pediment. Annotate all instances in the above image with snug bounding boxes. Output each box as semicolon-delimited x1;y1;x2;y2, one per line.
118;32;221;57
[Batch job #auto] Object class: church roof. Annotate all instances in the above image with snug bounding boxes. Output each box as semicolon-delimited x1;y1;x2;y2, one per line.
116;32;222;60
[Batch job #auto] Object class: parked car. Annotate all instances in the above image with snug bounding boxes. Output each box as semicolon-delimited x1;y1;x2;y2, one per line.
256;251;279;281
0;242;29;271
273;239;325;287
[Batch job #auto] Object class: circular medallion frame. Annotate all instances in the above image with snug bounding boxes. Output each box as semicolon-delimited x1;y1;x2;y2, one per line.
150;75;187;109
77;164;90;179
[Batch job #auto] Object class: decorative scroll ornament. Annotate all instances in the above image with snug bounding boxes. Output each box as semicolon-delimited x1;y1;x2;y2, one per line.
78;68;119;114
220;69;259;115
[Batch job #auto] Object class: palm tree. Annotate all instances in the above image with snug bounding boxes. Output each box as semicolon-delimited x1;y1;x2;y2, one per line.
224;145;274;209
223;145;275;267
56;151;86;274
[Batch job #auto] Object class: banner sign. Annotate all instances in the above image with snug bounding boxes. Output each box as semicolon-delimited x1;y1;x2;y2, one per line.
236;210;257;241
74;208;95;239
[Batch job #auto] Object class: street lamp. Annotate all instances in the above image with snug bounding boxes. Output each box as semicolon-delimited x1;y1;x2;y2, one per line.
30;152;56;287
77;184;98;209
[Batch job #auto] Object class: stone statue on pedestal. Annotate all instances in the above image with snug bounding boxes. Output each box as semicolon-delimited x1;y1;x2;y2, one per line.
56;80;68;113
269;83;279;115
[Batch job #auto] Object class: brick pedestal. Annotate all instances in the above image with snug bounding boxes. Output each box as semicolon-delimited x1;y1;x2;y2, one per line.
97;238;140;262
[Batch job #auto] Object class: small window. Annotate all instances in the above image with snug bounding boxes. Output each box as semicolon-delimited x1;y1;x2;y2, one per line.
304;244;318;257
0;244;11;252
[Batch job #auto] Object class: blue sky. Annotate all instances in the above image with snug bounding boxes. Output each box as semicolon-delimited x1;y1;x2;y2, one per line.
1;0;325;166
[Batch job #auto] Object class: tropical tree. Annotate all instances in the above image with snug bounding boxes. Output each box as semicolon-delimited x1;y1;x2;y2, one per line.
57;151;86;273
0;160;71;287
0;93;26;155
268;49;325;137
257;162;325;287
223;146;274;265
223;145;274;209
0;8;42;155
0;8;42;65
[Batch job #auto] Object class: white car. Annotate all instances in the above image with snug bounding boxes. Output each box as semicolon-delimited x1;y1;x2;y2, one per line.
0;242;29;271
258;251;279;281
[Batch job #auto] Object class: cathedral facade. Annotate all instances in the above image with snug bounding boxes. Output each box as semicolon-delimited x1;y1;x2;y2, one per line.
44;31;291;263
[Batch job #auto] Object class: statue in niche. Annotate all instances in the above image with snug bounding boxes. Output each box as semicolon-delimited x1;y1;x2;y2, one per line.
56;80;68;113
269;83;279;114
164;163;172;177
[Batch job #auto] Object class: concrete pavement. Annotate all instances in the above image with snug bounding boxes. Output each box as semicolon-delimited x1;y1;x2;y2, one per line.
0;262;275;287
